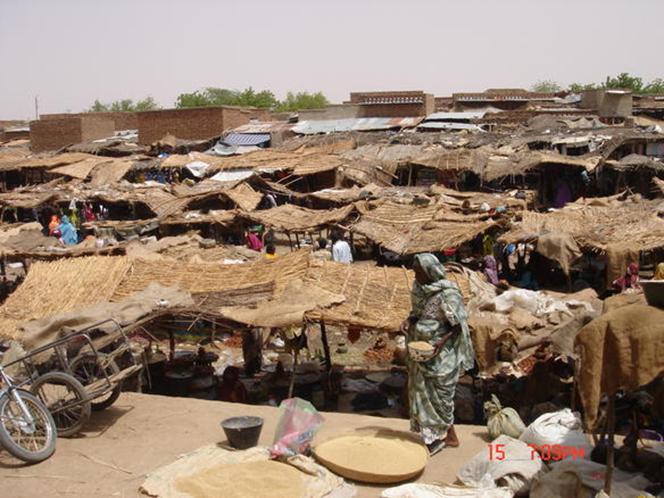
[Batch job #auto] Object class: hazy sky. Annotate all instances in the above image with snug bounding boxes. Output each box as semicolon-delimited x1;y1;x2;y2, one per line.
2;0;663;119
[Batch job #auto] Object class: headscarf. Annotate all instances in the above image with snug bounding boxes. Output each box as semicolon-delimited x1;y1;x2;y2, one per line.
411;253;464;315
48;215;60;235
654;263;664;280
483;255;499;285
58;215;78;246
411;253;474;373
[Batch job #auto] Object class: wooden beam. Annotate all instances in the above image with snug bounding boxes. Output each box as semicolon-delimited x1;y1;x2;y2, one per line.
319;320;332;372
604;394;616;494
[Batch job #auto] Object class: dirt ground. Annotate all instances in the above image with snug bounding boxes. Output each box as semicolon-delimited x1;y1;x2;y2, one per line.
0;392;490;498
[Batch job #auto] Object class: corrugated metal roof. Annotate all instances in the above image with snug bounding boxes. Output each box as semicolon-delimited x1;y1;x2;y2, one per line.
223;133;271;146
417;122;484;132
292;117;422;135
425;111;486;121
230;122;294;133
210;169;255;182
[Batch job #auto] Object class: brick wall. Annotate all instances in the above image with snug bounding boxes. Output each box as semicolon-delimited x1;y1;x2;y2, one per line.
137;106;268;145
298;104;362;120
41;112;138;131
30;117;114;152
359;103;427;118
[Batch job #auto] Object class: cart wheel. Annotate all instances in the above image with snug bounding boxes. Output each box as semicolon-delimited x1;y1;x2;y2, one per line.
30;372;90;437
70;354;121;411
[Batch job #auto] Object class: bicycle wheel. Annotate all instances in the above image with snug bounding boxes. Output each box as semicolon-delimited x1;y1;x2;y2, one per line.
70;353;122;411
31;372;90;437
0;390;57;463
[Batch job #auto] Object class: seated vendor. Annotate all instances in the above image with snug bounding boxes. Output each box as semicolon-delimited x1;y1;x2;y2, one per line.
217;366;248;403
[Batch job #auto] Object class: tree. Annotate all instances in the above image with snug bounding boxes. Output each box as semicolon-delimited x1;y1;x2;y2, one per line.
644;78;664;94
604;72;644;93
531;80;562;93
87;97;160;112
275;91;329;112
568;82;598;93
174;87;278;109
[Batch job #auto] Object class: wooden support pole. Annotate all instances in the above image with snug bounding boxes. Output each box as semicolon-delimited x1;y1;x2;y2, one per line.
604;393;616;495
319;320;332;372
169;331;175;361
295;233;301;249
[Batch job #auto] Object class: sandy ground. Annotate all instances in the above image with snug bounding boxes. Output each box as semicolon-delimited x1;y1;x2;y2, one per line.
0;392;489;498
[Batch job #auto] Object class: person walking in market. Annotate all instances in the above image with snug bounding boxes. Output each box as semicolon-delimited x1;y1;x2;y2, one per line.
401;253;475;455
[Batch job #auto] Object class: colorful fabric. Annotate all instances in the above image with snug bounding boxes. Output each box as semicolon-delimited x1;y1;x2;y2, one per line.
408;253;475;444
483;255;499;285
612;262;640;292
48;215;60;235
58;215;78;245
246;232;263;251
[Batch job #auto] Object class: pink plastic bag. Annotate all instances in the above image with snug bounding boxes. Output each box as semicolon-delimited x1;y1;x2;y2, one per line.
271;397;324;458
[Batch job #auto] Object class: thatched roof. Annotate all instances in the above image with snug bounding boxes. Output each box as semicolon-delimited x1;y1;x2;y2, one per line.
0;256;132;339
88;159;133;185
500;195;664;253
112;249;310;301
223;183;263;211
304;260;413;331
49;157;112;180
351;199;497;255
240;204;355;233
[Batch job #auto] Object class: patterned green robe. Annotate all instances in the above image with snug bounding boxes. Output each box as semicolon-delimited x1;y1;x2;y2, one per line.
408;254;475;444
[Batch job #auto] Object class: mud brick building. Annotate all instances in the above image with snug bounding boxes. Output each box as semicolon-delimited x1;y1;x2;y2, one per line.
136;106;270;145
347;91;435;118
29;116;115;152
40;112;138;131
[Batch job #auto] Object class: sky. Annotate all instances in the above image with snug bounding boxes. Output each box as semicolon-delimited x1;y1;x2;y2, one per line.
1;0;663;119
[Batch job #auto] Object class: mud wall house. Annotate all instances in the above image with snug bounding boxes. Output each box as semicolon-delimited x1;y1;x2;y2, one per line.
452;88;560;112
40;112;138;131
136;106;270;145
347;91;435;118
297;104;362;121
0;125;30;142
633;94;664;119
580;89;633;121
29;116;115;152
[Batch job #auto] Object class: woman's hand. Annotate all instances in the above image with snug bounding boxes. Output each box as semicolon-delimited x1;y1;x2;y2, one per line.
399;319;411;335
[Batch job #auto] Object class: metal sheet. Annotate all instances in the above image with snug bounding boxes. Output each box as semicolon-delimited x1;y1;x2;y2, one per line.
417;122;484;131
222;133;271;146
425;111;486;121
292;117;422;135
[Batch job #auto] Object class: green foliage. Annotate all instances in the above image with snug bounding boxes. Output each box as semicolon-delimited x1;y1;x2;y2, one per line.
604;72;644;93
568;73;664;95
530;80;562;93
568;82;598;93
175;87;278;109
275;91;329;112
87;97;160;112
174;87;329;111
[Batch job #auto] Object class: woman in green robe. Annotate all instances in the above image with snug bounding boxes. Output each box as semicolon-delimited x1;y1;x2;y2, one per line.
401;253;475;455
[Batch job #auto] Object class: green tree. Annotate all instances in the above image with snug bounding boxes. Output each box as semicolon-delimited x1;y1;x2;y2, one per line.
568;82;598;93
174;87;278;108
604;72;644;93
276;91;329;112
87;97;160;112
644;78;664;94
89;99;109;112
530;80;562;93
